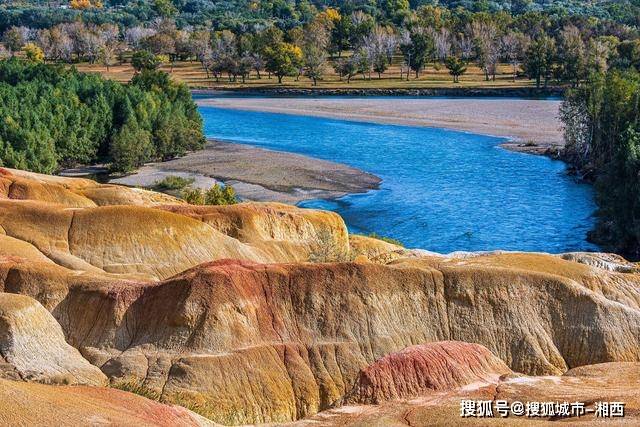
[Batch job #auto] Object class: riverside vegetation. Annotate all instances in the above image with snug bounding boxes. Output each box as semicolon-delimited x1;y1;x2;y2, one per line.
0;1;639;88
0;58;204;173
561;68;640;259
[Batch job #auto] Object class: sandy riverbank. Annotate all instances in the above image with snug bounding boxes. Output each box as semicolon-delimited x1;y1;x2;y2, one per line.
196;97;564;155
111;140;381;204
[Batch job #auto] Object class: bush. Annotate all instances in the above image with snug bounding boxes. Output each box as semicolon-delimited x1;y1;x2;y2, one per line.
181;187;206;205
154;175;195;191
181;183;238;205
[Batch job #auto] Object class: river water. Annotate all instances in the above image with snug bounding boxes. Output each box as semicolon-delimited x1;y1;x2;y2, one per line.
199;104;598;253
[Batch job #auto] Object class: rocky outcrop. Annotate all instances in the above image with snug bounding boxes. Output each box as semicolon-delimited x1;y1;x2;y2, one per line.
0;167;181;207
1;252;639;424
0;378;214;426
0;293;106;386
294;361;640;425
1;169;639;425
344;341;512;404
159;203;349;263
0;168;350;280
348;234;406;263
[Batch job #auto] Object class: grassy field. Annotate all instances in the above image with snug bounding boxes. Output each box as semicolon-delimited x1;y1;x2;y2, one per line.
75;59;538;90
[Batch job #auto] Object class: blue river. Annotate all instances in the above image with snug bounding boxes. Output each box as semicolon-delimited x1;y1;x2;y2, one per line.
199;104;598;253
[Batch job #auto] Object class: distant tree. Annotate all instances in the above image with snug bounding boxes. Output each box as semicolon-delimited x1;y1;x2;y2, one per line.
362;26;396;78
349;11;374;47
131;50;160;72
400;27;434;78
457;34;474;61
445;56;467;83
501;31;529;81
3;27;30;56
524;34;556;88
23;43;44;63
382;0;410;24
99;45;118;71
329;11;352;57
469;20;499;81
189;29;211;76
333;57;357;82
125;26;156;50
264;42;303;83
434;27;451;62
70;0;102;10
302;19;329;85
587;36;618;74
557;25;586;86
153;0;177;18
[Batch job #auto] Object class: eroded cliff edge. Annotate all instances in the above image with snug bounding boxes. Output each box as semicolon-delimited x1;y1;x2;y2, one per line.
0;167;639;425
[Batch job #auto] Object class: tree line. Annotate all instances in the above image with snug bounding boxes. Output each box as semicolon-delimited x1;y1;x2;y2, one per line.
0;58;204;173
1;4;639;86
561;69;640;259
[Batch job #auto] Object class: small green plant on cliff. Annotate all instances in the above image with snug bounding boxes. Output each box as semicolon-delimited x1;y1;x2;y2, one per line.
366;232;404;247
309;229;353;263
181;183;238;205
154;175;195;191
111;377;160;401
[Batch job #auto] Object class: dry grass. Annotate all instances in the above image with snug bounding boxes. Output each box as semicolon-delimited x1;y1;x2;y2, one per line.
75;59;535;90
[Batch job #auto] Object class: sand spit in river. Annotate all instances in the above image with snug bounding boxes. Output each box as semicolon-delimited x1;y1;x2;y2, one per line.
112;140;381;204
197;97;563;155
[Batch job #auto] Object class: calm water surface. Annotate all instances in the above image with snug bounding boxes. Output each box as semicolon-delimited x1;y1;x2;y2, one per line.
199;104;598;253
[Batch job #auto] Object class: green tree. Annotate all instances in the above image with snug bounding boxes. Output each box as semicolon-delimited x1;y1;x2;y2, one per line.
109;119;154;172
264;42;303;84
400;28;434;79
524;34;556;88
131;50;161;72
557;25;586;86
445;56;467;83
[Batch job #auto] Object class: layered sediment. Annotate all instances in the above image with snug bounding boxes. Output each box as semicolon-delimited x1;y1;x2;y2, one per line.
0;167;639;425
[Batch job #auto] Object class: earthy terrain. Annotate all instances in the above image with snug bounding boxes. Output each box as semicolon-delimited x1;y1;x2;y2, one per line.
197;97;563;155
0;167;639;425
111;140;382;204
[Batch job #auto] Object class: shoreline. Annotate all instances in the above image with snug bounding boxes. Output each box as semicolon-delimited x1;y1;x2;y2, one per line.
108;140;381;204
196;97;565;157
192;86;564;99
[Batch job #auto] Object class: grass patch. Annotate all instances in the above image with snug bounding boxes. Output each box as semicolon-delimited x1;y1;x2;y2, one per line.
367;233;404;247
111;377;161;401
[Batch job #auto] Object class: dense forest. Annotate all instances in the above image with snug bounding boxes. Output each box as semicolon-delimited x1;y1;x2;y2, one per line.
1;1;639;32
1;1;639;87
0;58;204;173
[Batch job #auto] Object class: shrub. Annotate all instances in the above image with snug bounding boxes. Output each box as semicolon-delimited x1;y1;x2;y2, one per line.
154;175;195;191
181;183;238;205
181;187;205;205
